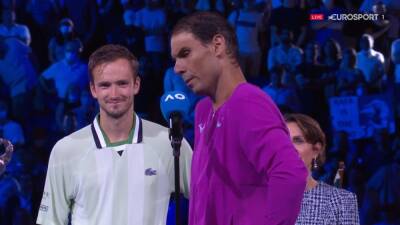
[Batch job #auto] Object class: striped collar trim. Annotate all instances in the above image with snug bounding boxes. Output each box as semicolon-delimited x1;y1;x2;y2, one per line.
91;114;143;149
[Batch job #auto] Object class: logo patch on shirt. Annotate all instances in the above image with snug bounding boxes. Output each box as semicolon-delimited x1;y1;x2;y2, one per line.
39;204;49;212
198;123;205;133
145;168;157;176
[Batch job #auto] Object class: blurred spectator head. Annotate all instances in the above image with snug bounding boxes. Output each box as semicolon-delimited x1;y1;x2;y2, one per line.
64;40;83;64
284;113;327;169
58;18;74;38
279;28;293;45
323;38;341;61
123;9;135;26
340;48;357;69
372;1;386;14
391;39;400;64
322;0;335;9
360;34;374;51
1;9;15;25
304;41;319;63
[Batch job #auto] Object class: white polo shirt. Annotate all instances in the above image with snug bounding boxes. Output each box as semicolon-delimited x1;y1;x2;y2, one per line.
37;114;192;225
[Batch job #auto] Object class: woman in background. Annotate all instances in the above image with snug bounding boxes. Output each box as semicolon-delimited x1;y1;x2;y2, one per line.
284;113;360;225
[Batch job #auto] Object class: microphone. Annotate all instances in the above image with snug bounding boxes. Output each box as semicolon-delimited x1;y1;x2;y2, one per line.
160;91;190;155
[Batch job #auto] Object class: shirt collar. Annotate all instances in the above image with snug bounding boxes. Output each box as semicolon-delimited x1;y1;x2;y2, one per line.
90;114;143;149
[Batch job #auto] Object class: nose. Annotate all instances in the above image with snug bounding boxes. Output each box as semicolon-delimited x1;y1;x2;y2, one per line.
109;85;118;98
174;59;186;75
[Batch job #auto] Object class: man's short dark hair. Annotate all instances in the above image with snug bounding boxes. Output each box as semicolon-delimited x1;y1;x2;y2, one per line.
172;11;238;62
88;44;139;82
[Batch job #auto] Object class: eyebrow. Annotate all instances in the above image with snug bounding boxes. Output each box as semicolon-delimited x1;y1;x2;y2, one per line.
292;135;305;141
172;47;190;59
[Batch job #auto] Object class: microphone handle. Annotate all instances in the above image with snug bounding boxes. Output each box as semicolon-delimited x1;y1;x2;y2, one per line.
170;112;184;154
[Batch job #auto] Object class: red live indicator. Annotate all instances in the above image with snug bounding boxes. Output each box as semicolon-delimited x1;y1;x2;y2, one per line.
310;14;324;20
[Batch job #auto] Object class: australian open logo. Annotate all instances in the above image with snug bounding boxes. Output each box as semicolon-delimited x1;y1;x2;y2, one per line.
145;168;157;176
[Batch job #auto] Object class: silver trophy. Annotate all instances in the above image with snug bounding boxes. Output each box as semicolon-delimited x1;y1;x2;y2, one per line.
0;138;14;175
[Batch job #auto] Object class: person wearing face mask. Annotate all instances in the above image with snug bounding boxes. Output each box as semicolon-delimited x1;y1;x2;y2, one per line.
284;113;360;225
48;18;82;63
40;40;88;101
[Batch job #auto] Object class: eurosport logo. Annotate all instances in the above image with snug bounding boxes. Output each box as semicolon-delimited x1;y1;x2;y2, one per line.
310;13;384;21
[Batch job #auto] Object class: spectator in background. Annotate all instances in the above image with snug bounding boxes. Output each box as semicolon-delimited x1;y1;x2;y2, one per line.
262;66;301;113
107;7;144;59
391;39;400;117
0;9;31;46
366;2;391;56
361;149;400;225
228;0;264;78
320;38;341;99
134;0;168;121
360;0;400;48
55;84;98;135
59;0;98;56
284;113;360;225
24;0;60;35
310;0;345;48
356;34;385;93
48;18;82;63
24;0;62;69
336;48;366;96
269;0;308;46
0;37;37;125
295;41;326;119
134;0;167;77
267;28;303;73
40;40;88;101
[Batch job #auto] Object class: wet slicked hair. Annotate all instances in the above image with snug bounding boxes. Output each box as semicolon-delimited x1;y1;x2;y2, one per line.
172;11;238;63
284;113;327;165
88;44;139;82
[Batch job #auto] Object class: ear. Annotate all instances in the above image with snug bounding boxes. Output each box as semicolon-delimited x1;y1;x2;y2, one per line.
89;82;97;99
212;34;226;57
133;76;141;95
312;142;322;159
